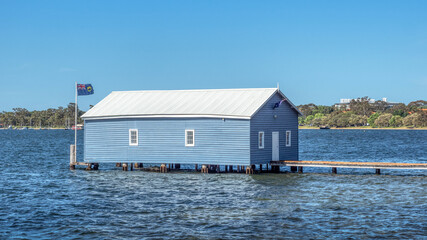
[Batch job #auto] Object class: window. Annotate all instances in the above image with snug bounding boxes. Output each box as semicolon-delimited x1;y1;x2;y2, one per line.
129;129;138;146
185;130;195;147
286;131;291;147
258;131;264;149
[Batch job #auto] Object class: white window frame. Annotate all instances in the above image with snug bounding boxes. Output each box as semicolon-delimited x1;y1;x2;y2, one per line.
185;129;195;147
258;131;264;149
129;129;138;146
286;130;291;147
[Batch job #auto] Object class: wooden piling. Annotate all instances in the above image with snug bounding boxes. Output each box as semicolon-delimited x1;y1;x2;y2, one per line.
290;166;297;172
195;164;198;171
246;166;254;175
201;165;208;173
259;164;263;173
69;145;76;170
130;163;133;171
332;167;337;174
85;163;92;171
376;169;381;174
271;165;280;173
93;163;99;170
298;166;303;173
122;163;128;171
160;164;167;173
116;163;122;167
134;163;139;169
175;164;181;169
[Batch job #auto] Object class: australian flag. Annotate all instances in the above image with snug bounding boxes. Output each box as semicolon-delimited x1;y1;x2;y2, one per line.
77;84;94;96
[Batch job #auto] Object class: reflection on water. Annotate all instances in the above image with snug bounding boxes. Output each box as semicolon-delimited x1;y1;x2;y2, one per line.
0;129;426;239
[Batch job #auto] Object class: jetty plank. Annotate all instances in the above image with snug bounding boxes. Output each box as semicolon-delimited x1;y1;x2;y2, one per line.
271;161;427;170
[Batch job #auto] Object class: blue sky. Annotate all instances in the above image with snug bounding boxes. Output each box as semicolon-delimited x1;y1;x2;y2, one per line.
1;0;426;111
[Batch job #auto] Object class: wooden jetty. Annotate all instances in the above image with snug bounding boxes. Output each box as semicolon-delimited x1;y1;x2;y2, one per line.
271;160;427;174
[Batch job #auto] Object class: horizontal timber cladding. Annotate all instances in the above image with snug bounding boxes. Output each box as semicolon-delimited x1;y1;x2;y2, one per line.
250;92;299;164
84;118;250;165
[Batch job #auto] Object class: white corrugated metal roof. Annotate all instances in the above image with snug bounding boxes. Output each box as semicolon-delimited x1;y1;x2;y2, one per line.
82;88;301;120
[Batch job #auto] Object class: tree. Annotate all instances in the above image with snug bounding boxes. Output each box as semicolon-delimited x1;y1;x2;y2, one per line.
387;103;409;117
408;100;427;108
304;115;315;125
375;113;393;127
313;105;334;115
13;108;30;126
403;114;416;127
389;115;403;127
372;100;388;113
349;97;373;116
297;104;317;117
311;113;325;127
327;112;352;127
406;113;426;127
349;114;368;126
368;113;380;127
298;116;304;125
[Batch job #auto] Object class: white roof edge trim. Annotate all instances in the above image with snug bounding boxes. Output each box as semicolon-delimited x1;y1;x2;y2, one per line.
82;114;251;120
250;89;303;117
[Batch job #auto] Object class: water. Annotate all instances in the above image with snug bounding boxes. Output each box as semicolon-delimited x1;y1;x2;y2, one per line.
0;129;426;239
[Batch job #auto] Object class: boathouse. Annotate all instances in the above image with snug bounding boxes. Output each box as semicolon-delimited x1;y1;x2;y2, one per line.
81;88;301;169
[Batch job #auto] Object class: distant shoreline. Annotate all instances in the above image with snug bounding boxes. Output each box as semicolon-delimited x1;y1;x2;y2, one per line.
299;126;427;130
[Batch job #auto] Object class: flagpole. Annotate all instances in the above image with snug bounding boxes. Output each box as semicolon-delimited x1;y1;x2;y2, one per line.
75;82;78;160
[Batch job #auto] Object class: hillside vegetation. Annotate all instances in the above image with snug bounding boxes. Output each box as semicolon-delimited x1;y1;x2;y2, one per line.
298;98;426;128
0;103;85;128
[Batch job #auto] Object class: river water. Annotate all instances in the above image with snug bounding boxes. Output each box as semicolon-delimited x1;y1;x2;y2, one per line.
0;129;426;239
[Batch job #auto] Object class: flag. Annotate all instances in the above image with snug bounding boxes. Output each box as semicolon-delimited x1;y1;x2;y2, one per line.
273;99;286;109
77;84;94;96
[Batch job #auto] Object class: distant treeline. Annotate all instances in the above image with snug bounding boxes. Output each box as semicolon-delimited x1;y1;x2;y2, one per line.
297;98;427;128
2;98;427;128
0;103;86;128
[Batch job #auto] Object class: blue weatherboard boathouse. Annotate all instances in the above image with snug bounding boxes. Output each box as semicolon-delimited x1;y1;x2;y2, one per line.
81;88;302;170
